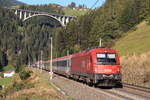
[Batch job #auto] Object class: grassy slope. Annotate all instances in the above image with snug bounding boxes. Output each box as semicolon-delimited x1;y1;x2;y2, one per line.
1;68;61;100
2;64;15;72
63;8;88;16
0;65;15;86
0;77;13;85
113;21;150;87
114;21;150;56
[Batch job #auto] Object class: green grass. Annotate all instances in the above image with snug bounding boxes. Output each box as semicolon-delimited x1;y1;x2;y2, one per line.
64;8;88;16
113;21;150;56
11;5;20;9
36;70;53;89
0;77;13;85
0;64;15;85
2;64;15;72
67;96;73;100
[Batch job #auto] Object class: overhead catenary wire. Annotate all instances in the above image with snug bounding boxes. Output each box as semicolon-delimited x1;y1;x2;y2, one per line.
87;0;100;14
90;0;100;9
89;0;103;48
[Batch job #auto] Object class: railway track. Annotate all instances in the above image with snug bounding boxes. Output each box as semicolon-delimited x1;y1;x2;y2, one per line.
51;73;150;100
102;88;150;100
61;75;150;100
36;68;150;100
93;82;150;100
123;83;150;93
117;83;150;100
88;82;149;100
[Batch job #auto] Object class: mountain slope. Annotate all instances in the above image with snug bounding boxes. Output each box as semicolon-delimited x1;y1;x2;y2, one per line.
0;0;23;6
63;7;88;16
113;21;150;56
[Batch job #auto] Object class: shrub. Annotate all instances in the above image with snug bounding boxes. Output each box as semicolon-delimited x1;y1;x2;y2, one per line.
9;81;25;92
0;73;3;78
1;81;25;98
146;17;150;25
19;70;33;80
129;26;137;32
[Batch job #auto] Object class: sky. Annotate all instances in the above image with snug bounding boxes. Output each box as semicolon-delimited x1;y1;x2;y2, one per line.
18;0;106;8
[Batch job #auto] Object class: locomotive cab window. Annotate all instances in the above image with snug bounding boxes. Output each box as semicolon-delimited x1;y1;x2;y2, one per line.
96;53;116;65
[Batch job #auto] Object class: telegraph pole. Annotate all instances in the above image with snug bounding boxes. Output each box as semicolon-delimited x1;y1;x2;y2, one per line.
38;56;40;69
99;38;102;47
67;50;69;56
40;50;43;72
67;50;69;72
50;37;53;80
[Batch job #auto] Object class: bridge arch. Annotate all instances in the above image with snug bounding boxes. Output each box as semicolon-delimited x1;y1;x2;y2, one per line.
23;14;64;27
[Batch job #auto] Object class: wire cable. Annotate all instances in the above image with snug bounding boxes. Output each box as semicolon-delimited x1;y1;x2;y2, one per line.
90;0;100;9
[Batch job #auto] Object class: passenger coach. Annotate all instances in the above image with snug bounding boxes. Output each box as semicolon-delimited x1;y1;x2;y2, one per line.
52;55;72;77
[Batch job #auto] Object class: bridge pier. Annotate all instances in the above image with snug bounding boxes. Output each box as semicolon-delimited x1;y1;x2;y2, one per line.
19;11;22;19
15;10;18;15
24;12;27;20
62;17;65;26
57;16;61;22
66;17;69;25
29;13;31;17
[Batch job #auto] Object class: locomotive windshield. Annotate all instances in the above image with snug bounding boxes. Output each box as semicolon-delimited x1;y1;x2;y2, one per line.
96;53;116;65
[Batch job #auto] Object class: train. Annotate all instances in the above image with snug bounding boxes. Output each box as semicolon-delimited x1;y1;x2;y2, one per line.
34;47;122;87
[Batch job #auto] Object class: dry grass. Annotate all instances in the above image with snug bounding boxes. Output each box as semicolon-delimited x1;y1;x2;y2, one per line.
6;86;61;100
0;69;62;100
121;51;150;87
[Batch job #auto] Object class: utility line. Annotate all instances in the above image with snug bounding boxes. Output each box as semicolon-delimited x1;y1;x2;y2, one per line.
90;0;100;9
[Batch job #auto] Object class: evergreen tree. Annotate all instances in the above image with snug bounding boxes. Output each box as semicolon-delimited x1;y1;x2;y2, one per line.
55;0;150;57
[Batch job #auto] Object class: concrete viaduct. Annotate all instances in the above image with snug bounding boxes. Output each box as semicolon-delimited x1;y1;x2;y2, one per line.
8;8;76;27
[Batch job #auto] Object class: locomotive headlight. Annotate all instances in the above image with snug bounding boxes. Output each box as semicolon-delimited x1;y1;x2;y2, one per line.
117;68;121;72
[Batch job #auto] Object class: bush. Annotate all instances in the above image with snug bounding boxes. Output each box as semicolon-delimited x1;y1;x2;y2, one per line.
15;59;23;73
19;70;33;80
0;73;3;78
148;21;150;25
12;81;25;92
146;17;150;25
0;51;8;69
0;81;25;98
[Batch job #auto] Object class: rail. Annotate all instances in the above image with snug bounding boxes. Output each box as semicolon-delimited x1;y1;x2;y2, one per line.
123;83;150;93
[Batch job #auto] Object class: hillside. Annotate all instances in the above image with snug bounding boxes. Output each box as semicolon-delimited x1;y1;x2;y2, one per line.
0;68;62;100
63;7;88;16
113;21;150;87
54;0;150;57
0;0;23;6
113;21;150;56
0;6;61;70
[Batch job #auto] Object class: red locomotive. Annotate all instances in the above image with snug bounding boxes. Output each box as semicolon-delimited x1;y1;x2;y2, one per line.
41;47;122;87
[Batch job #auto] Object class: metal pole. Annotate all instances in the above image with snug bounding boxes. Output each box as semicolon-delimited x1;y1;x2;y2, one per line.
50;37;53;80
99;38;102;47
67;50;69;56
67;50;69;72
40;50;43;72
38;56;40;69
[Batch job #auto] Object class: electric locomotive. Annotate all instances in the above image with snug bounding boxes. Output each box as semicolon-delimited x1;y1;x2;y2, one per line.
71;47;122;87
